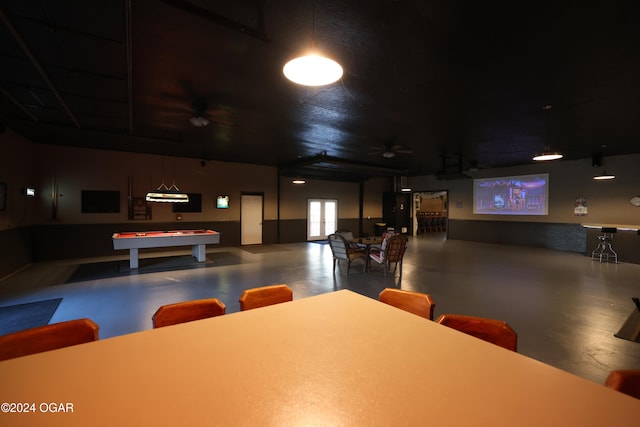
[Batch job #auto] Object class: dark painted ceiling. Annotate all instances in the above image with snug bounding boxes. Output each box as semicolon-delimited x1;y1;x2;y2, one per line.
1;0;639;181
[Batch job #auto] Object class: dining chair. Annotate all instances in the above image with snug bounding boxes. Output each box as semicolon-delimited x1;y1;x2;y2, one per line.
239;284;293;311
0;318;99;361
152;298;226;328
435;313;518;351
378;288;436;320
604;369;640;399
368;234;408;277
328;233;367;275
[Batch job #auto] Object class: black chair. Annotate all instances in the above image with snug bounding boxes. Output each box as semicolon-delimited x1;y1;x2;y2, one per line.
328;233;367;275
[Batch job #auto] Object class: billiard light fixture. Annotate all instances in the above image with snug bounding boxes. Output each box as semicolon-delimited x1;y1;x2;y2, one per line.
146;158;189;203
533;105;563;162
145;181;189;203
282;2;342;86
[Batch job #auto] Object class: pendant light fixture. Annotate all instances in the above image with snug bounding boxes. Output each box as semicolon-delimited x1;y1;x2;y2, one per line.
593;170;616;180
146;158;189;203
533;105;563;161
283;1;343;86
592;152;615;180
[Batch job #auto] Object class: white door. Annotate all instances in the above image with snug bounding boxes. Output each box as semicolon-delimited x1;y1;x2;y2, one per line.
308;199;337;240
241;194;263;245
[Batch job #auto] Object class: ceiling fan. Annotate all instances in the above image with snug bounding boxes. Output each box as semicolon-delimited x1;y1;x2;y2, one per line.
156;91;234;128
369;140;413;158
189;98;210;127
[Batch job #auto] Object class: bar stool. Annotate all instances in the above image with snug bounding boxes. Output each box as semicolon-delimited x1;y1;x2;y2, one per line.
591;227;618;263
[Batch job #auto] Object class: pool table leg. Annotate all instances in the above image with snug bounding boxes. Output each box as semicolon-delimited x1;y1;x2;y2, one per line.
129;248;139;269
193;244;206;262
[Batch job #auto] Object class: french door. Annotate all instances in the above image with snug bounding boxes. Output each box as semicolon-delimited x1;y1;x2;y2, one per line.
307;199;337;241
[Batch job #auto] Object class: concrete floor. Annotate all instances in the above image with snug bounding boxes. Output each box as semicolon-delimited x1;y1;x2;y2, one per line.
1;234;639;385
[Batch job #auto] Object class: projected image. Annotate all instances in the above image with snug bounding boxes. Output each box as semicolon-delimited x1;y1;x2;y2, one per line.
473;174;548;215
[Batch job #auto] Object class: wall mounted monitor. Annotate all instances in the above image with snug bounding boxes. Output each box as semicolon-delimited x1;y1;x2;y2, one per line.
216;195;229;209
473;174;549;216
81;190;120;213
172;193;202;213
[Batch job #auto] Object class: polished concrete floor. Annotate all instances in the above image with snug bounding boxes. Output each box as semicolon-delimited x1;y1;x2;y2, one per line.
1;234;639;385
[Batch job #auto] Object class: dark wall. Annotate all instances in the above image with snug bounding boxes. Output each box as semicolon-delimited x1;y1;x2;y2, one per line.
0;217;377;275
585;227;640;264
448;220;587;253
0;227;33;279
25;221;286;262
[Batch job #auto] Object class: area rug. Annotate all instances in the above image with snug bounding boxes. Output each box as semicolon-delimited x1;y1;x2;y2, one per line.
309;240;328;245
0;298;62;335
241;245;292;254
64;252;242;283
614;305;640;343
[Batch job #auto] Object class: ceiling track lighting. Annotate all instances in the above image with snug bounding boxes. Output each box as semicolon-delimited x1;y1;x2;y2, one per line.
146;158;189;203
283;1;343;86
533;105;563;162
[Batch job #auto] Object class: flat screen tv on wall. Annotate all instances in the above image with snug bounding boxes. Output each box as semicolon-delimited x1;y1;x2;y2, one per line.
172;193;202;213
473;174;549;216
81;190;120;213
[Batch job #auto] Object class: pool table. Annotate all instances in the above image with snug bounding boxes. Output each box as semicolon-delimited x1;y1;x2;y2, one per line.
112;229;221;268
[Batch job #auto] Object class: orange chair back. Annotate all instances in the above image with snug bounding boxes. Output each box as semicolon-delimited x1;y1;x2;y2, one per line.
379;288;436;320
435;313;517;351
0;318;99;361
239;284;293;311
152;298;226;328
604;370;640;399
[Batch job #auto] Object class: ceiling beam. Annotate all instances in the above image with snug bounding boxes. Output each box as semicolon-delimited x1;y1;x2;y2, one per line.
158;0;271;42
0;8;81;128
0;85;39;122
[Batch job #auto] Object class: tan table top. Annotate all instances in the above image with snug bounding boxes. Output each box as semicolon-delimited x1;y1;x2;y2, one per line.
0;290;638;426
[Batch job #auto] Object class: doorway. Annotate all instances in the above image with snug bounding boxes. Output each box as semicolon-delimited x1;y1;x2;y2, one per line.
307;199;337;241
241;194;263;245
412;191;448;237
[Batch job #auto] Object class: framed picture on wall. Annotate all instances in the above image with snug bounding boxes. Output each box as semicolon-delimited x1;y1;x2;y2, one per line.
0;182;6;211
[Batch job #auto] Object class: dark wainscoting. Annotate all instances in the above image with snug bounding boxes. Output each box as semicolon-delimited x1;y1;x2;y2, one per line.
0;218;378;272
448;220;587;254
585;227;640;264
0;227;33;280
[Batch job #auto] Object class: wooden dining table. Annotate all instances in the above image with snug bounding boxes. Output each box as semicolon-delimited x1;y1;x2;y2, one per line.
0;290;638;426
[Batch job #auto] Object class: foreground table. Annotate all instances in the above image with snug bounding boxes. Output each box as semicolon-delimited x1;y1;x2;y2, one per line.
0;290;638;426
112;229;220;268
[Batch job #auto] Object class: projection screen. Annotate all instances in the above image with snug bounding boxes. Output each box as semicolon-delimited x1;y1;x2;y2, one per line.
473;174;549;215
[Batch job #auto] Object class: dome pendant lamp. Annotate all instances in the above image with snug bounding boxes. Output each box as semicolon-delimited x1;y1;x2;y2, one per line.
283;2;343;86
533;105;563;161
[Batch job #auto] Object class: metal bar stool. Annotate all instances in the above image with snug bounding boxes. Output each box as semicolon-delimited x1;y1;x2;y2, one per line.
591;227;618;263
